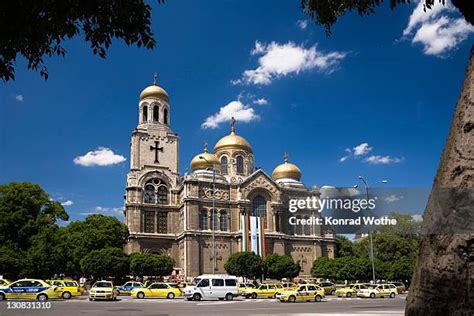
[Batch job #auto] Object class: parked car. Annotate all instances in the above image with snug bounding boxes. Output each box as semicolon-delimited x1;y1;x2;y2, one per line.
318;281;337;295
391;282;406;294
241;283;281;299
335;283;370;298
47;280;84;299
183;274;238;301
131;282;182;299
357;284;397;298
238;283;255;295
115;281;144;295
88;281;118;301
0;279;59;301
0;279;11;286
278;284;325;303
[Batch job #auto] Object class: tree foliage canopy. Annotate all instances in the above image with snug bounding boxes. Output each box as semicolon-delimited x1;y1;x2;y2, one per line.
224;252;263;280
80;247;130;279
0;0;162;81
264;253;301;280
130;252;175;278
301;0;473;35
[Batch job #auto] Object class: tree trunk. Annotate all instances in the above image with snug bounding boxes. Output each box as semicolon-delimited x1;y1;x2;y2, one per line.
406;48;474;315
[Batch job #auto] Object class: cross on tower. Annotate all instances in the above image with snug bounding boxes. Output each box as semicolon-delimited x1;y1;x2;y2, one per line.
153;72;157;85
150;141;164;163
230;117;236;133
284;152;289;163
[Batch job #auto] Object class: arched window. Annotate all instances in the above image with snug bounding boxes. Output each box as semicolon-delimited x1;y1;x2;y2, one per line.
163;108;168;125
144;184;155;203
157;186;168;204
220;156;228;174
220;210;228;231
236;155;244;174
199;210;208;230
142;105;148;123
143;178;168;204
153;105;159;122
303;216;311;235
210;211;218;231
248;158;254;174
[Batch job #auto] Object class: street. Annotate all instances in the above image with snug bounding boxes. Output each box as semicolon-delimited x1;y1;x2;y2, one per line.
0;294;407;316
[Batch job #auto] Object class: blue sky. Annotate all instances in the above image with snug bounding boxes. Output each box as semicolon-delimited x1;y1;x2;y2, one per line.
1;0;473;222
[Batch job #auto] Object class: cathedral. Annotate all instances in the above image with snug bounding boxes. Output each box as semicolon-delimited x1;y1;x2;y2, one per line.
124;77;336;278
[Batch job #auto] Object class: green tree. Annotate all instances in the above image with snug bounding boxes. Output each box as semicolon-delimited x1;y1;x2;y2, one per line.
354;233;418;263
335;235;354;257
130;252;174;278
310;257;336;280
0;182;68;250
23;225;68;279
224;252;263;280
61;214;129;276
0;244;24;279
379;212;422;237
0;0;162;81
80;247;129;280
264;254;301;280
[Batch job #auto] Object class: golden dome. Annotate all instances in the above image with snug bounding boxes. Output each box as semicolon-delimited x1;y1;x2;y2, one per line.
140;74;169;102
190;143;221;171
272;153;302;181
214;118;252;153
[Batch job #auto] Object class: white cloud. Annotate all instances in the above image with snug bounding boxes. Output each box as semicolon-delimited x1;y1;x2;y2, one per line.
353;143;372;156
412;214;423;222
384;194;403;203
339;143;403;165
253;98;268;105
61;200;74;206
297;20;308;30
15;94;24;102
235;41;346;85
79;206;123;217
73;147;126;167
364;155;403;165
403;0;474;56
202;100;259;129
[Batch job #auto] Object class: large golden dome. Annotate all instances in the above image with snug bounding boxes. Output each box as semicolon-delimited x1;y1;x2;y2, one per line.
140;74;169;102
190;144;221;171
214;118;252;153
272;153;302;181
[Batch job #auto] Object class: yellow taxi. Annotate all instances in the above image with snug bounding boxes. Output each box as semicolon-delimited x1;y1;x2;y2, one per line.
0;279;59;301
238;283;255;295
357;284;398;298
279;284;325;303
0;279;11;286
335;283;370;298
47;280;84;299
131;282;182;299
317;281;337;295
391;282;406;294
88;281;118;301
241;283;281;299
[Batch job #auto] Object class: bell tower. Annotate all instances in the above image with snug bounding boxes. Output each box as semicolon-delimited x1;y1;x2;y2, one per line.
124;74;180;236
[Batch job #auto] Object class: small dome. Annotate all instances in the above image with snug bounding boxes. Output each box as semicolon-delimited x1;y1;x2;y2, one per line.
190;143;221;171
140;84;169;102
214;118;252;153
272;153;302;181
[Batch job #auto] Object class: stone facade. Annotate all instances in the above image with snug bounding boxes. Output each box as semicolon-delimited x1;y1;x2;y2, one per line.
124;81;336;278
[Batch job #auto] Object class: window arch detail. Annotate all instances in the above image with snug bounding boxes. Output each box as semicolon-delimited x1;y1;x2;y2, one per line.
142;178;168;204
220;210;228;231
220;156;228;174
163;108;168;125
153;105;159;122
142;105;148;123
236;155;244;174
199;210;208;230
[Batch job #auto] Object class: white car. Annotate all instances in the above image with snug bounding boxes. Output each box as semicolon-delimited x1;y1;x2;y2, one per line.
357;284;397;298
89;281;118;301
183;275;237;301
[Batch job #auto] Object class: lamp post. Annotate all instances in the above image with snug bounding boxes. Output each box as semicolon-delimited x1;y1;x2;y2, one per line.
199;155;217;272
357;176;376;285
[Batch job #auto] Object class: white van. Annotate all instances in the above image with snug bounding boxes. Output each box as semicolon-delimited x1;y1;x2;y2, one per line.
183;274;238;301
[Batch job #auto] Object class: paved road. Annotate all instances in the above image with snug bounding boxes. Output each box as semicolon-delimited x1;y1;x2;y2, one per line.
0;295;406;316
